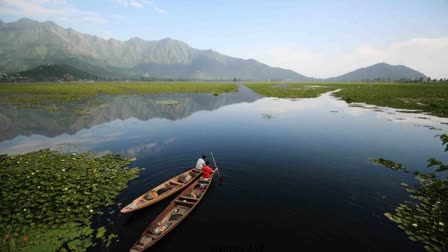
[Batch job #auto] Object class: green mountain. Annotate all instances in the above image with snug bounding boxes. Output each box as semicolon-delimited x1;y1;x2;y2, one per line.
0;18;312;81
326;62;427;82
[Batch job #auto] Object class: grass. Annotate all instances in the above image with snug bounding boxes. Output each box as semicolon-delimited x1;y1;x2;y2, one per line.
244;82;448;117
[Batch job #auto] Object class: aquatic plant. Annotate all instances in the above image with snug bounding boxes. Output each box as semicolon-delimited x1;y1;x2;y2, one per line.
261;113;273;120
245;82;338;98
335;83;448;117
371;134;448;251
156;99;185;105
369;158;405;170
0;149;141;251
343;97;353;103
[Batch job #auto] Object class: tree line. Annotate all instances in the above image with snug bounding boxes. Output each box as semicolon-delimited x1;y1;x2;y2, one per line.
361;77;448;84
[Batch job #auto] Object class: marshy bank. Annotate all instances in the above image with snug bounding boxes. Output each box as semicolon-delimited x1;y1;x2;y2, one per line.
244;82;448;117
0;82;238;110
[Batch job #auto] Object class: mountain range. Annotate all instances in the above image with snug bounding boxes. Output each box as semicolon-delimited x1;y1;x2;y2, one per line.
0;18;427;82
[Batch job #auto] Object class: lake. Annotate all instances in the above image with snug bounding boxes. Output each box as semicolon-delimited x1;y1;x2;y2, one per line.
1;84;447;251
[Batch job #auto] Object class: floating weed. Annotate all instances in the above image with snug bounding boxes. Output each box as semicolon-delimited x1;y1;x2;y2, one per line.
373;134;448;251
95;227;107;239
348;103;365;108
156;99;185;105
369;157;405;170
0;149;141;251
245;82;338;98
47;105;59;113
397;110;421;113
261;113;273;120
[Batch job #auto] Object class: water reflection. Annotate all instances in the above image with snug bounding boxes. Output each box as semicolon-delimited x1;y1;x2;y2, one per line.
1;87;447;158
0;84;261;142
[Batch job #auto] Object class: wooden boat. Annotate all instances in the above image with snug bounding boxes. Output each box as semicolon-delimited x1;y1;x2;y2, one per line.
129;175;214;251
120;168;202;213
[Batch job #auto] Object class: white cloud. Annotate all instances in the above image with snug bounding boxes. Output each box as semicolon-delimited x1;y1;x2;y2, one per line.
251;37;448;79
129;1;144;8
146;0;167;15
0;0;109;24
116;0;167;14
82;16;109;24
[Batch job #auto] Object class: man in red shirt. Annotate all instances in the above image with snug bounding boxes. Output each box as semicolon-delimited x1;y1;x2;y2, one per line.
202;161;218;179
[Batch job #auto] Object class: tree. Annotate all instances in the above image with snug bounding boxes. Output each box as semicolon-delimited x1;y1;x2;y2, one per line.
63;73;75;81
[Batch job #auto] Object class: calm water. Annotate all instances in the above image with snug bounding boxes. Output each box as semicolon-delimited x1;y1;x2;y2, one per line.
1;84;448;251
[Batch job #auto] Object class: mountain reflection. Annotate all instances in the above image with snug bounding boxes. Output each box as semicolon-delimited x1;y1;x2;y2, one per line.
0;85;261;141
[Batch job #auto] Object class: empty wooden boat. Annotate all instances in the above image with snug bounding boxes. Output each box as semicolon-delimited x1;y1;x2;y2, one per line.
129;176;214;251
120;168;202;213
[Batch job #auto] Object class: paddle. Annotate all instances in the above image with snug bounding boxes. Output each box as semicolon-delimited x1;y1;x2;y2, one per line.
210;152;222;180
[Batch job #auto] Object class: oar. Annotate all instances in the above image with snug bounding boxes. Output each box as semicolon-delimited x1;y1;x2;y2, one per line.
210;152;222;180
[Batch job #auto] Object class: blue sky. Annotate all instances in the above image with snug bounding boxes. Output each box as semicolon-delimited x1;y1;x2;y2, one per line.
1;0;447;78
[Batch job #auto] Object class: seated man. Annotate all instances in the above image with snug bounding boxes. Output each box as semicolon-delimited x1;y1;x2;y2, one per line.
195;155;206;171
201;161;218;180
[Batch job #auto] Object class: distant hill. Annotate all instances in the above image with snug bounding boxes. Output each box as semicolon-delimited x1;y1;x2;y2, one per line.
326;62;427;82
0;18;313;81
17;64;98;81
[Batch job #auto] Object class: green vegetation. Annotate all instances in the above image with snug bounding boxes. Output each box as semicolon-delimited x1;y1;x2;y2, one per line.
156;99;185;105
245;82;338;98
244;82;448;117
0;82;237;109
369;158;405;170
0;82;237;95
370;134;448;252
0;149;141;251
335;83;448;117
261;113;273;120
16;64;98;82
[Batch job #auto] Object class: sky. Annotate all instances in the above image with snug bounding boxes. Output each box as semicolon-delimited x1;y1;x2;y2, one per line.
0;0;447;78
